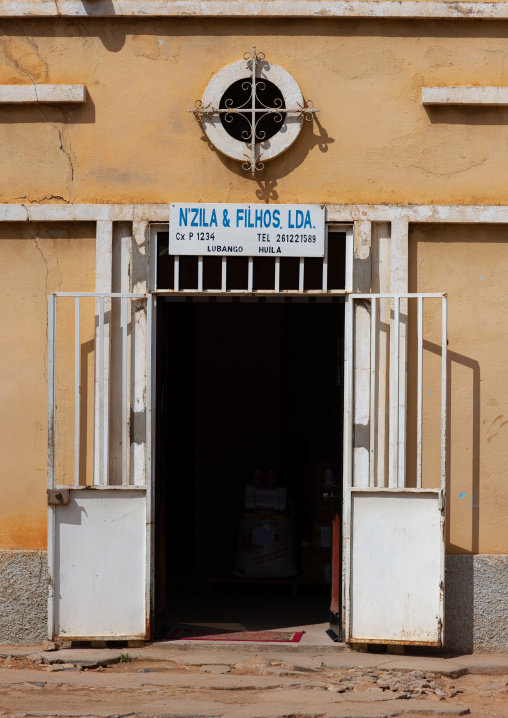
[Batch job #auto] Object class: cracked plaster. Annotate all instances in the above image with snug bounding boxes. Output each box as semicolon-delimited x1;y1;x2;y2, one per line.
4;20;508;205
0;222;96;551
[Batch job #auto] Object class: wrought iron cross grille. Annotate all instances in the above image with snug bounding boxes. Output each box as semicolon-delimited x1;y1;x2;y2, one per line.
190;47;319;176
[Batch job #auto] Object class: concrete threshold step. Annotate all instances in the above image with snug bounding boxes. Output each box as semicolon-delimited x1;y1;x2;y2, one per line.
153;639;352;653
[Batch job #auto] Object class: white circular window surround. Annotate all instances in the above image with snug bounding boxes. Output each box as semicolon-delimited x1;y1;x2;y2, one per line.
201;59;305;166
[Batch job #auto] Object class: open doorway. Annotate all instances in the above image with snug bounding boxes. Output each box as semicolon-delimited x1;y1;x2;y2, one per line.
154;298;344;642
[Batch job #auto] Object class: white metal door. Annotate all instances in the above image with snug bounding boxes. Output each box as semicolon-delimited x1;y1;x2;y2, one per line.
343;293;447;645
47;292;153;640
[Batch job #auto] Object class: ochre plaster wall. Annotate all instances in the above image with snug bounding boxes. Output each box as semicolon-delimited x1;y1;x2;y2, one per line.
408;224;508;555
2;19;508;554
2;19;508;204
0;223;95;550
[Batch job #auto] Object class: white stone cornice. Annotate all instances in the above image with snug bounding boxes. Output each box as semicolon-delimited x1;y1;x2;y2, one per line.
423;86;508;105
3;1;508;20
2;204;508;223
0;85;85;103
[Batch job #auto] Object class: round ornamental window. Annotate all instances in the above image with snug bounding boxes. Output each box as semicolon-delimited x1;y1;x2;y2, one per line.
219;78;286;143
190;48;318;175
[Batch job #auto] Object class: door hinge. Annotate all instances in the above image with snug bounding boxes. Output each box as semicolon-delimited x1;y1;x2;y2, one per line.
438;491;446;512
47;489;70;505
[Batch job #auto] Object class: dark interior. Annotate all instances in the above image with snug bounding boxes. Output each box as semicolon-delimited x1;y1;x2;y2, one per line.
154;299;344;639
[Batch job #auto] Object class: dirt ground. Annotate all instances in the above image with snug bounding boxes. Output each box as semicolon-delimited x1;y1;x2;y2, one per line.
0;652;507;717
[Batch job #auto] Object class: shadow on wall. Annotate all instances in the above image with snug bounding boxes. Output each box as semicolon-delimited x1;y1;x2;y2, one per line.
445;555;474;654
445;555;508;653
0;88;95;125
408;339;481;555
197;114;335;203
6;16;508;46
0;550;48;645
425;105;508;127
77;339;94;483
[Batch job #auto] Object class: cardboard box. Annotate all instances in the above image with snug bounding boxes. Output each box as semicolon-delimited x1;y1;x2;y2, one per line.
233;517;298;579
244;485;287;513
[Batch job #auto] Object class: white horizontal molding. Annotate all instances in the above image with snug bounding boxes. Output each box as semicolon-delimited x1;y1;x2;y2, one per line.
2;203;508;223
4;1;508;19
0;204;171;222
423;86;508;106
0;85;85;103
328;204;508;222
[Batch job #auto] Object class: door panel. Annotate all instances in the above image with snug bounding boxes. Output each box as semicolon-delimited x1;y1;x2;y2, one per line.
55;490;146;639
343;293;447;645
351;491;443;644
48;293;152;640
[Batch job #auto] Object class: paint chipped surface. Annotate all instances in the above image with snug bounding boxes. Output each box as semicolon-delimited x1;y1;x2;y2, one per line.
2;19;508;204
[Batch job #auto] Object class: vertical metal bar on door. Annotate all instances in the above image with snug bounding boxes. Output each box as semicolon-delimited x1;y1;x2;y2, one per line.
345;297;354;492
98;296;105;485
392;297;400;487
369;297;377;488
122;297;129;486
149;229;158;293
48;295;56;491
342;296;354;641
221;257;227;292
146;296;152;489
248;257;253;293
74;297;80;486
145;295;153;636
104;297;111;487
345;227;354;293
173;256;180;293
299;258;304;293
274;257;280;293
417;296;423;488
441;295;448;491
148;293;157;633
198;256;203;293
322;226;328;292
47;294;56;640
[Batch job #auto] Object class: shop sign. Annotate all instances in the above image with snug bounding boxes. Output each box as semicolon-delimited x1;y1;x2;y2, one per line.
169;203;325;257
